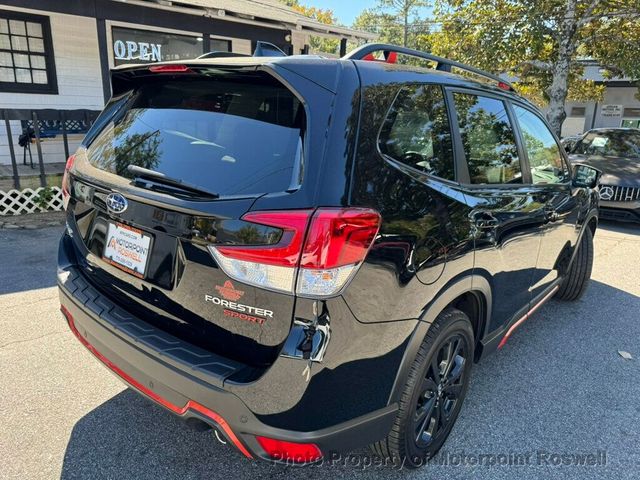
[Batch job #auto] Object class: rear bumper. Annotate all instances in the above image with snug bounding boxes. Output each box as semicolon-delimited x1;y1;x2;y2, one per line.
58;237;396;462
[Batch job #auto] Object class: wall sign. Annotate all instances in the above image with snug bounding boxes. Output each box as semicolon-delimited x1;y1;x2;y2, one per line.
111;27;204;66
113;40;162;62
601;104;622;117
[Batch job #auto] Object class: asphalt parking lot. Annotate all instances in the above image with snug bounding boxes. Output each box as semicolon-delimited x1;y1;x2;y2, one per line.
1;222;639;479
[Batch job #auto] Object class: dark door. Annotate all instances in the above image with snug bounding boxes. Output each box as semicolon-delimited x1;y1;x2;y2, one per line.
449;91;547;333
511;104;580;301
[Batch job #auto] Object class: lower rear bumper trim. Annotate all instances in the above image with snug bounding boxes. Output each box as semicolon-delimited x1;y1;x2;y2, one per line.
60;304;254;459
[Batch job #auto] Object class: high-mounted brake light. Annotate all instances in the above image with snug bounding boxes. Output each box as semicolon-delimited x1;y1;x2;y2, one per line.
148;64;192;73
497;81;512;91
61;154;75;209
255;436;322;463
207;208;381;298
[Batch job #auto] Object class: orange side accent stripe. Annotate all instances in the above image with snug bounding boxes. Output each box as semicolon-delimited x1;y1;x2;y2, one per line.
498;285;559;349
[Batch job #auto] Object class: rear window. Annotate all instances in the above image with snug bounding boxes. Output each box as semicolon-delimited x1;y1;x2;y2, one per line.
85;73;305;196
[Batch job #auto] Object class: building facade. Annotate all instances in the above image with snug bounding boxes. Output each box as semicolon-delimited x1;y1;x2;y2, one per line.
562;63;640;137
0;0;374;170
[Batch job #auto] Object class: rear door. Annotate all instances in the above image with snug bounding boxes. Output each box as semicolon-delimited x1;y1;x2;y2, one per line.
66;63;336;367
510;103;580;301
448;90;547;332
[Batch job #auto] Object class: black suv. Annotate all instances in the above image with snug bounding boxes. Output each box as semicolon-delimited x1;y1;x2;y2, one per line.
58;44;601;467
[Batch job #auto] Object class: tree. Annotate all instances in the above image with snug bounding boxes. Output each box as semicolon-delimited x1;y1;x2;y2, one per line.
430;0;640;135
279;0;340;54
353;0;431;48
383;0;431;47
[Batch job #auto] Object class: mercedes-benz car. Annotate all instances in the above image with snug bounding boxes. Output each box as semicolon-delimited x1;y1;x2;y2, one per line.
568;128;640;223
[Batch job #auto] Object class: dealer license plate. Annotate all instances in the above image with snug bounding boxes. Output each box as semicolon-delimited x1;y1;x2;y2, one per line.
103;222;152;278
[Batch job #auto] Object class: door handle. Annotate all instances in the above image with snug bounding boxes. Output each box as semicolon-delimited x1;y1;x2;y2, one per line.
471;211;499;229
544;206;560;222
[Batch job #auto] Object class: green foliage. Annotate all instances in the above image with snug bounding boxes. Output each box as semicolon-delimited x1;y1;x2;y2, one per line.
34;186;54;210
429;0;640;133
353;0;431;48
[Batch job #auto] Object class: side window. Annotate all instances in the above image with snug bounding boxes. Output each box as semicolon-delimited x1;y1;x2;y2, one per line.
378;84;455;181
453;93;522;184
513;106;568;184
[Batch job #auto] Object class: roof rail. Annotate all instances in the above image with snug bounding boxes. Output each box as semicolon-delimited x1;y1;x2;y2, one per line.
343;43;515;92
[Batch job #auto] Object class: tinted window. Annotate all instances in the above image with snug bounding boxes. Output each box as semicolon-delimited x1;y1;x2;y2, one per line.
379;84;455;181
454;93;522;184
85;74;305;196
574;130;640;158
514;106;568;184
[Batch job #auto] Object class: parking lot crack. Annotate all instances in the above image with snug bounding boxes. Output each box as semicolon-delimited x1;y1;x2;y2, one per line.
0;330;68;350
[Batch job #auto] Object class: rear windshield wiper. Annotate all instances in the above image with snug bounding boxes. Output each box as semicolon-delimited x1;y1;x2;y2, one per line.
127;165;220;199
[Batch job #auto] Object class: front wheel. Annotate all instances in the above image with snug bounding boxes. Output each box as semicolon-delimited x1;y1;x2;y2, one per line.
371;308;474;468
555;227;594;301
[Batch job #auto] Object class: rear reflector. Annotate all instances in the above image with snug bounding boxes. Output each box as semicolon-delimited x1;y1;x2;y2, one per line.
255;436;322;463
208;208;381;298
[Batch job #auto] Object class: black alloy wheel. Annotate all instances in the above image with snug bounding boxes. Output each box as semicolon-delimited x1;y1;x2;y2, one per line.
370;308;474;468
414;333;468;447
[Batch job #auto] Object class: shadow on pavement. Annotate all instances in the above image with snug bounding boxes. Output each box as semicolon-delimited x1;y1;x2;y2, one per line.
60;279;639;480
598;219;639;236
0;226;61;295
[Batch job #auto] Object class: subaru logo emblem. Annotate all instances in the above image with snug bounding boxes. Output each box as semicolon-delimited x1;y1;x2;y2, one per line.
106;192;128;214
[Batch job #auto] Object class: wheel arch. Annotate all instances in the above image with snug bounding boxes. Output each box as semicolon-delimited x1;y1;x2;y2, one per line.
387;275;493;405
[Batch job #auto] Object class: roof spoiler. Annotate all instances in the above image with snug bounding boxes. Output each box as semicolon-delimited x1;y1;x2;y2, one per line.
198;41;288;60
343;43;515;92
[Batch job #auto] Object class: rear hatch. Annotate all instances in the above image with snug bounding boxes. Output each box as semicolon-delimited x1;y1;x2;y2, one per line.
66;61;327;367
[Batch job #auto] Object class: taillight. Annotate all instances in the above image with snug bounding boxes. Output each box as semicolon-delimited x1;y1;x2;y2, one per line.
61;154;75;209
207;208;381;298
255;436;322;463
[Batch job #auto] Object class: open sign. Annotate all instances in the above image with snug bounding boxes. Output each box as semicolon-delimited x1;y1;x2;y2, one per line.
113;39;162;62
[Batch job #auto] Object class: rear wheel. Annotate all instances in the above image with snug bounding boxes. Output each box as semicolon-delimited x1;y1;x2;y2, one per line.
371;308;474;468
555;228;593;301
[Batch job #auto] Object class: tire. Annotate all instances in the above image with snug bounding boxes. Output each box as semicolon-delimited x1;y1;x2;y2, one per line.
555;227;594;301
371;308;474;468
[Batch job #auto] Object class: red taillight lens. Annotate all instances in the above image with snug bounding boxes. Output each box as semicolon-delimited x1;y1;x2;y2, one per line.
215;210;312;267
148;64;192;73
255;436;322;463
301;209;381;269
61;154;76;208
207;208;381;297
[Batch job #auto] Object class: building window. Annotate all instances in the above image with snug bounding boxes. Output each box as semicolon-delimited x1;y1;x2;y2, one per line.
0;11;57;94
210;37;231;53
621;107;640;129
112;27;205;66
570;106;586;116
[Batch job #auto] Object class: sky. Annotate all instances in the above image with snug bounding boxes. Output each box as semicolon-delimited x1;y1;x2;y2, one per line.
300;0;433;26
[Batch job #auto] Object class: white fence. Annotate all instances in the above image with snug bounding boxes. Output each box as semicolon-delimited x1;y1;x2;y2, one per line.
0;187;64;216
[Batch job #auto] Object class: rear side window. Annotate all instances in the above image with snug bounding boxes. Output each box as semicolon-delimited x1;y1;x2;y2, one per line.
378;84;455;181
453;93;522;184
85;73;305;196
513;106;568;184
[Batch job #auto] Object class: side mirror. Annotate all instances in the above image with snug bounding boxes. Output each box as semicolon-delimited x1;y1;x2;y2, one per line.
572;163;601;189
563;143;573;153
